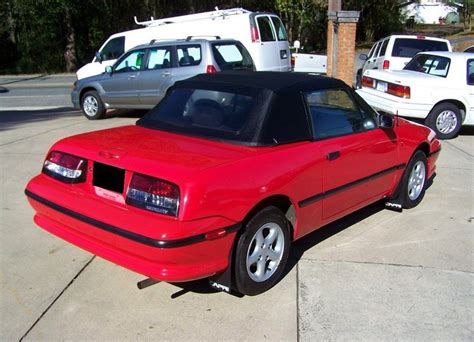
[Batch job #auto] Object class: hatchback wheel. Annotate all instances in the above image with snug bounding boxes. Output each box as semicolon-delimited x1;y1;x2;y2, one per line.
81;90;106;120
234;206;290;296
425;103;461;140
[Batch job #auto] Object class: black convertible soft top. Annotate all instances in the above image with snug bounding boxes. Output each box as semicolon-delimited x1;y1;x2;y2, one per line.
174;71;347;93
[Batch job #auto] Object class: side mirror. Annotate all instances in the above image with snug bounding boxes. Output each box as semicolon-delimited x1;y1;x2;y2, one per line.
359;53;368;61
95;51;103;64
105;66;113;75
378;112;394;129
293;40;301;49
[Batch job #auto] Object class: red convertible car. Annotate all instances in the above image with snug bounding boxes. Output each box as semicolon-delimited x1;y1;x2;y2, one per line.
25;72;441;295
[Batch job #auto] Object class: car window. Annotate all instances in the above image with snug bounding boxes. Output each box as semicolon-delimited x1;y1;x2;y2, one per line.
100;36;125;61
177;45;202;67
114;49;146;73
468;59;474;85
404;54;451;78
392;38;449;58
211;43;254;71
305;89;376;139
379;39;389;57
138;87;272;144
257;16;275;42
146;47;172;70
270;16;288;41
374;42;383;58
367;43;378;59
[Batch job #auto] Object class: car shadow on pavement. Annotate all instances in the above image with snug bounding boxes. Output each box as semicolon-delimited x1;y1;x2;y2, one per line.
459;126;474;136
0;107;81;131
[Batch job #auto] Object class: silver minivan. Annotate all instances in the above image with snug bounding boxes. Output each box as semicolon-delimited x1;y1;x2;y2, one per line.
71;38;255;119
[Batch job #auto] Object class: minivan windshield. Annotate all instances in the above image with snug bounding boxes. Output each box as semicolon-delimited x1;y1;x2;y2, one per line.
392;38;449;58
138;87;270;144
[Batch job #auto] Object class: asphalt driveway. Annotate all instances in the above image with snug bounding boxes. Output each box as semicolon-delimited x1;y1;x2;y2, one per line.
0;75;472;341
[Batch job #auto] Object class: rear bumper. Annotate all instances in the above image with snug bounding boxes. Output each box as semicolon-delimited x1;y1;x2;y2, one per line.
357;88;432;119
25;176;240;282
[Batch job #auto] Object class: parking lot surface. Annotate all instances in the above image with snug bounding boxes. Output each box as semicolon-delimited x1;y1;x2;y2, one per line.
0;76;472;341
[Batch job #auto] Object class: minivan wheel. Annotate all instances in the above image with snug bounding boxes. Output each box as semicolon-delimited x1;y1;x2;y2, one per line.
234;206;290;296
425;103;461;140
81;90;106;120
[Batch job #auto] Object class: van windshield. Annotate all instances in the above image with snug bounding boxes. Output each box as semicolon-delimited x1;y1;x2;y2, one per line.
392;38;449;58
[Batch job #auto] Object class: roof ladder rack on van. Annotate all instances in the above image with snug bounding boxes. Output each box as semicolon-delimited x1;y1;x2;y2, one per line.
185;36;221;41
133;8;251;27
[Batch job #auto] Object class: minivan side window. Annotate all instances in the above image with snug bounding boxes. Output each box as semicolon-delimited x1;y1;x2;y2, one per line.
379;39;389;57
257;16;276;42
305;89;376;139
146;47;172;70
368;42;378;58
270;17;288;41
177;45;202;67
100;36;125;61
114;49;146;73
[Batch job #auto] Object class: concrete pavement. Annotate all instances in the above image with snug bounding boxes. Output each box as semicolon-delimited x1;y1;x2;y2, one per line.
0;77;473;341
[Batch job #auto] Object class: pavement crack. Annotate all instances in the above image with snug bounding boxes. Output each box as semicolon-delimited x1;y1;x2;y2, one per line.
299;258;474;275
19;256;95;341
0;121;83;147
444;140;474;158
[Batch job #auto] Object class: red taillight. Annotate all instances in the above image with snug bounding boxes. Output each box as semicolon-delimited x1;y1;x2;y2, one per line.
42;151;86;183
126;173;180;216
383;60;390;70
361;76;375;88
291;55;295;67
387;83;410;98
206;65;217;73
251;26;260;42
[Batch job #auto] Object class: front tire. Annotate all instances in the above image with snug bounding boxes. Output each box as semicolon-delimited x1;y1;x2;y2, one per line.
234;207;291;296
425;103;462;140
81;90;106;120
394;150;428;209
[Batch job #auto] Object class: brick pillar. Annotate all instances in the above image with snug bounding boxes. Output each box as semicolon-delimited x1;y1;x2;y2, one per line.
335;22;357;85
327;11;360;86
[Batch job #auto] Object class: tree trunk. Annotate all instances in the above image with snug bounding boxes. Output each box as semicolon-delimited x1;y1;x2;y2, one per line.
64;6;77;72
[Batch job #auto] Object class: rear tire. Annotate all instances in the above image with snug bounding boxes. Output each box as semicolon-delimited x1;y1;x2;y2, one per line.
234;207;291;296
425;103;461;140
81;90;106;120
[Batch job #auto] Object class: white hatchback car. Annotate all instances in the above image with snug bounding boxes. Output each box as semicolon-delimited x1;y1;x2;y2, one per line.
357;52;474;139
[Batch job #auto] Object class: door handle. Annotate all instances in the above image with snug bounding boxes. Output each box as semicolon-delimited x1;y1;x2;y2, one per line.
326;151;340;161
162;71;171;77
128;74;136;79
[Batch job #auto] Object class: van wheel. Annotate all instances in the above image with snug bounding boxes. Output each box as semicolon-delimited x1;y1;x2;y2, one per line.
234;207;291;296
81;90;106;120
425;103;461;140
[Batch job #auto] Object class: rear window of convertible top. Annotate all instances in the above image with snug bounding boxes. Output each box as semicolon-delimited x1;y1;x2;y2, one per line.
137;86;272;145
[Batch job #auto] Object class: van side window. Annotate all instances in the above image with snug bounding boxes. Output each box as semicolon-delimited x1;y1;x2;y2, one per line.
114;49;146;73
146;47;172;70
270;17;288;41
305;89;376;139
257;17;276;42
379;39;389;57
374;42;383;58
100;36;125;61
177;45;202;67
368;43;378;58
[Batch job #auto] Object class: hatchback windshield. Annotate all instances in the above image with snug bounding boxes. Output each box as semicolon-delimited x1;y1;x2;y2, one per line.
138;87;270;143
404;54;451;77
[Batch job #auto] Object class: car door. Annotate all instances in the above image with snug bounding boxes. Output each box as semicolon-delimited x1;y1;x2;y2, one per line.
137;46;174;106
363;41;380;73
305;88;399;222
100;49;146;106
255;15;280;71
467;59;474;121
170;43;204;83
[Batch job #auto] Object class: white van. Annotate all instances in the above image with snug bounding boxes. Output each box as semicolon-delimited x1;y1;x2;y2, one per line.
77;8;291;79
